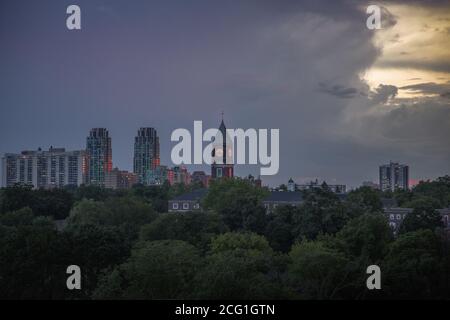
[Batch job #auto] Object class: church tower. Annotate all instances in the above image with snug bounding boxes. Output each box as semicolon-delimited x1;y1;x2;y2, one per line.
211;115;234;179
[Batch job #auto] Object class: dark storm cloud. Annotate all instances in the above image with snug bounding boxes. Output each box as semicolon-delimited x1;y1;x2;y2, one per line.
347;97;450;155
400;82;450;96
380;6;398;29
0;0;448;187
370;84;398;104
318;82;359;99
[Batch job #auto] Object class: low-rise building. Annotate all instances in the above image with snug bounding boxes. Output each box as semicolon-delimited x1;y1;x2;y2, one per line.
168;189;208;212
384;207;450;232
262;191;303;213
282;179;347;194
105;168;138;189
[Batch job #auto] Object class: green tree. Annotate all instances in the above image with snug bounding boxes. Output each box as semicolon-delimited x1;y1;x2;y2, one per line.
293;188;350;240
203;178;269;234
68;197;157;241
32;188;74;219
335;213;393;262
345;186;383;214
131;183;170;213
139;212;228;251
288;240;352;299
93;240;201;299
411;176;450;208
61;223;131;298
203;178;268;212
0;184;73;219
210;232;273;254
393;189;413;207
0;184;34;214
192;232;291;299
399;199;443;234
382;229;445;299
264;205;298;252
72;185;113;202
0;223;65;299
0;207;35;226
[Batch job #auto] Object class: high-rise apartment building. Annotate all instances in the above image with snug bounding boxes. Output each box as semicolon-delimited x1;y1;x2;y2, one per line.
133;127;160;184
86;128;112;186
379;162;409;192
1;147;86;189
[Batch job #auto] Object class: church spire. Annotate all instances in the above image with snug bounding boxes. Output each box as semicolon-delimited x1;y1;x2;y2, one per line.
219;111;226;135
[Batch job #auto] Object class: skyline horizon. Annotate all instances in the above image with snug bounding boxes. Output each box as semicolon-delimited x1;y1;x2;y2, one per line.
0;120;442;189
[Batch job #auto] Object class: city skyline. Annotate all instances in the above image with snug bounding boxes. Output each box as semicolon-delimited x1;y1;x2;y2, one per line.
1;0;449;188
0;124;427;190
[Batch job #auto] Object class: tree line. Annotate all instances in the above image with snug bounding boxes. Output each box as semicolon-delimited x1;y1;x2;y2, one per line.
0;176;449;299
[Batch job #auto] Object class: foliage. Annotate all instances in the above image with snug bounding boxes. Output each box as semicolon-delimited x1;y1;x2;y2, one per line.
203;178;269;234
192;232;291;299
67;197;157;241
0;184;74;219
293;188;351;240
1;175;450;300
93;240;201;299
399;199;444;234
264;205;297;252
411;176;450;208
345;186;383;214
288;241;351;299
203;178;268;212
139;212;228;251
335;213;393;262
381;230;447;299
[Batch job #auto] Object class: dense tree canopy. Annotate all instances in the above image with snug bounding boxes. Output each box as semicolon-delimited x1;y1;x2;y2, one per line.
398;200;444;234
139;211;228;251
93;240;201;299
0;176;449;299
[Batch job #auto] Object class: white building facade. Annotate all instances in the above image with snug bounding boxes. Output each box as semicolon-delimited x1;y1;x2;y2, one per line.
1;147;86;189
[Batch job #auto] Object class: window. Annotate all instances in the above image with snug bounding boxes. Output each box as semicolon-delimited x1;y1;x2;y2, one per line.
194;203;200;209
172;203;179;210
217;167;222;177
389;214;394;220
183;202;189;210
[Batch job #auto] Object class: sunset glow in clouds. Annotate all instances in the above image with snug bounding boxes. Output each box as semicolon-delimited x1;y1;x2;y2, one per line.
364;2;450;98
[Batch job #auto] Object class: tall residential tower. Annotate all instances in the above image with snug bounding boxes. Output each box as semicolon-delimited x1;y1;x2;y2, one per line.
86;128;112;186
133;127;160;184
379;162;409;192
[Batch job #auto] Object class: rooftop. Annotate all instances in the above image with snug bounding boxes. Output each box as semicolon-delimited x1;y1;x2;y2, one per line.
263;191;303;202
170;188;208;201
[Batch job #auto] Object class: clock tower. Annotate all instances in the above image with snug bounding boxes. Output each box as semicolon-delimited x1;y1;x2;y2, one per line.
211;115;234;179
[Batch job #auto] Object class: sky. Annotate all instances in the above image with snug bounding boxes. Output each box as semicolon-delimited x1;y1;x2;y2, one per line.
0;0;449;188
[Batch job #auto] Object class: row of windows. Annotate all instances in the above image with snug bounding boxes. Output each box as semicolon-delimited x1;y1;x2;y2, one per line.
172;202;200;210
389;214;404;221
